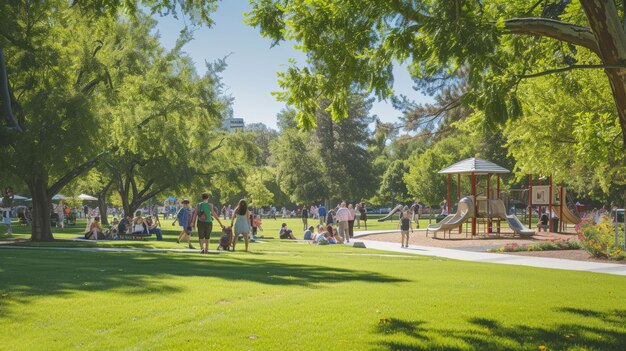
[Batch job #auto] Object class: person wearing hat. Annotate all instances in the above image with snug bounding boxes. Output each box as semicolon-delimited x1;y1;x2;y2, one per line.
173;199;195;249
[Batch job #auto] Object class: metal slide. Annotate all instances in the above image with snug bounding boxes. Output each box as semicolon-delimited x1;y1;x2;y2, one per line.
377;204;405;222
553;206;582;225
489;199;535;236
426;196;474;235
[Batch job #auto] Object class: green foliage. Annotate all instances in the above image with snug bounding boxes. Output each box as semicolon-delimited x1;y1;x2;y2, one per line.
379;160;410;205
503;69;624;200
245;172;274;208
271;129;328;204
404;133;475;206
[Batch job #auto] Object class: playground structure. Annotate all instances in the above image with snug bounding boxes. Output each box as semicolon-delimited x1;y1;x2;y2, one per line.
427;158;535;238
507;176;581;232
377;205;404;222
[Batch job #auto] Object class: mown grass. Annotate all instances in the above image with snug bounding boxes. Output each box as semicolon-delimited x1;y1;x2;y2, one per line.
1;226;625;350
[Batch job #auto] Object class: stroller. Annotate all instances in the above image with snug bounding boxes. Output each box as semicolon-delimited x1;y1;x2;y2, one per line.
218;226;233;251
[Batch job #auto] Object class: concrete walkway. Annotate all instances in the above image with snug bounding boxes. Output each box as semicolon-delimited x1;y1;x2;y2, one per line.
347;238;626;276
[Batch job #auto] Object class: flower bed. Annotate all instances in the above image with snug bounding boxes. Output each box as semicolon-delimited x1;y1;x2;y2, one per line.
489;238;581;253
577;215;625;261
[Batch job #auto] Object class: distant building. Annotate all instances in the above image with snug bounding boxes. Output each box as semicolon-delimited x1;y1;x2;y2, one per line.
222;117;245;132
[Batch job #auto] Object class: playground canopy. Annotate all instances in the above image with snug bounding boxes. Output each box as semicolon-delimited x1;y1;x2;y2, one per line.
438;158;510;237
438;158;510;175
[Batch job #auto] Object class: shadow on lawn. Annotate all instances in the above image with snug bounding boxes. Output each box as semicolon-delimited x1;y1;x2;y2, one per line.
0;249;407;315
373;309;626;351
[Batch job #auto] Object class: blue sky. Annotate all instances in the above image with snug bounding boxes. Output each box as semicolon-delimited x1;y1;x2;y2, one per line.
153;1;431;130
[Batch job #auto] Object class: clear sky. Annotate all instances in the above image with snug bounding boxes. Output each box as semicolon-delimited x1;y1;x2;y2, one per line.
153;1;431;130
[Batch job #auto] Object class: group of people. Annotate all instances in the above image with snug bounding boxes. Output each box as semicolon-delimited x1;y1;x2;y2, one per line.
171;193;262;253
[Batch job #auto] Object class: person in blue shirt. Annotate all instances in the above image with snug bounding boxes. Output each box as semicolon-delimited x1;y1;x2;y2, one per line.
303;226;314;240
173;199;195;249
318;204;326;225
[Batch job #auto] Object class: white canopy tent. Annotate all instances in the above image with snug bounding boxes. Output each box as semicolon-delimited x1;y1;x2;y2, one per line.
76;194;98;201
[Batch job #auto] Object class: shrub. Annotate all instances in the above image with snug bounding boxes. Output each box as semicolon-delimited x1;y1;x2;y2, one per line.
577;216;625;260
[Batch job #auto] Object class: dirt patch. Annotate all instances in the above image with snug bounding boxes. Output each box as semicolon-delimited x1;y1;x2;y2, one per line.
361;230;626;264
360;230;575;249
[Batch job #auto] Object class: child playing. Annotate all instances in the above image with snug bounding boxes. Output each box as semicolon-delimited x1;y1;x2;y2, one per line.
399;211;413;248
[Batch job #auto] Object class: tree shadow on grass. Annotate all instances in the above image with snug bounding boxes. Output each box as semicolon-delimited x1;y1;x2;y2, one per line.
372;311;626;351
0;248;407;316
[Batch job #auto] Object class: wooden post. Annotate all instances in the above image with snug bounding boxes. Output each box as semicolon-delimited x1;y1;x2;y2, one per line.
528;174;533;229
471;172;476;236
458;173;462;234
447;174;452;215
549;175;553;232
560;186;564;232
487;174;492;233
497;174;501;233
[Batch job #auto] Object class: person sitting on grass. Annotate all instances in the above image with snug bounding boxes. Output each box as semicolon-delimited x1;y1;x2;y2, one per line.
315;228;330;245
132;210;148;234
105;218;120;239
118;215;132;235
331;226;342;244
303;225;314;240
87;216;104;240
146;216;163;241
279;223;296;239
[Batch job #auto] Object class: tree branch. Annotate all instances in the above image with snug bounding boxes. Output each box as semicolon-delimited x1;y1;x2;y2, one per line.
516;64;626;78
0;48;22;133
503;18;600;55
206;138;225;155
48;149;114;196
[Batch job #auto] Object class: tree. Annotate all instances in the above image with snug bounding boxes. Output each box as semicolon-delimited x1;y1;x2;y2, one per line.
247;0;626;164
245;123;279;166
0;3;119;241
503;68;624;203
379;160;410;207
245;172;274;208
313;95;378;202
404;133;475;206
271;129;328;204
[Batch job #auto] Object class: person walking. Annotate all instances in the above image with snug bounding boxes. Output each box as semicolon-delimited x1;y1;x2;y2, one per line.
347;203;356;238
301;205;309;230
55;200;65;229
335;201;350;243
399;212;413;248
318;204;326;225
192;192;224;254
230;199;252;252
2;187;14;236
173;199;195;249
358;202;368;230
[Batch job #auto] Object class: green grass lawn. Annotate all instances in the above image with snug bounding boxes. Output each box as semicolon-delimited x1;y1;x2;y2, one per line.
1;220;625;350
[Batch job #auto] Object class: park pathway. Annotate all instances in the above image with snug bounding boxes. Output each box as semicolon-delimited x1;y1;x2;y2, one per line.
348;230;626;276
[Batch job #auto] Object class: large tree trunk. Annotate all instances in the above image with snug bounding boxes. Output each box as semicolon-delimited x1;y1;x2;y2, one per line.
581;0;626;147
95;180;113;225
97;198;109;225
27;176;53;242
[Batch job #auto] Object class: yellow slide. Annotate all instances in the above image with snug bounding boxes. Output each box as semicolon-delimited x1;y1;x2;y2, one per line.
554;206;581;225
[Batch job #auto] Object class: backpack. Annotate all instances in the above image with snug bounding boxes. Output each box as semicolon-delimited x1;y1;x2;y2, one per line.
176;208;187;224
